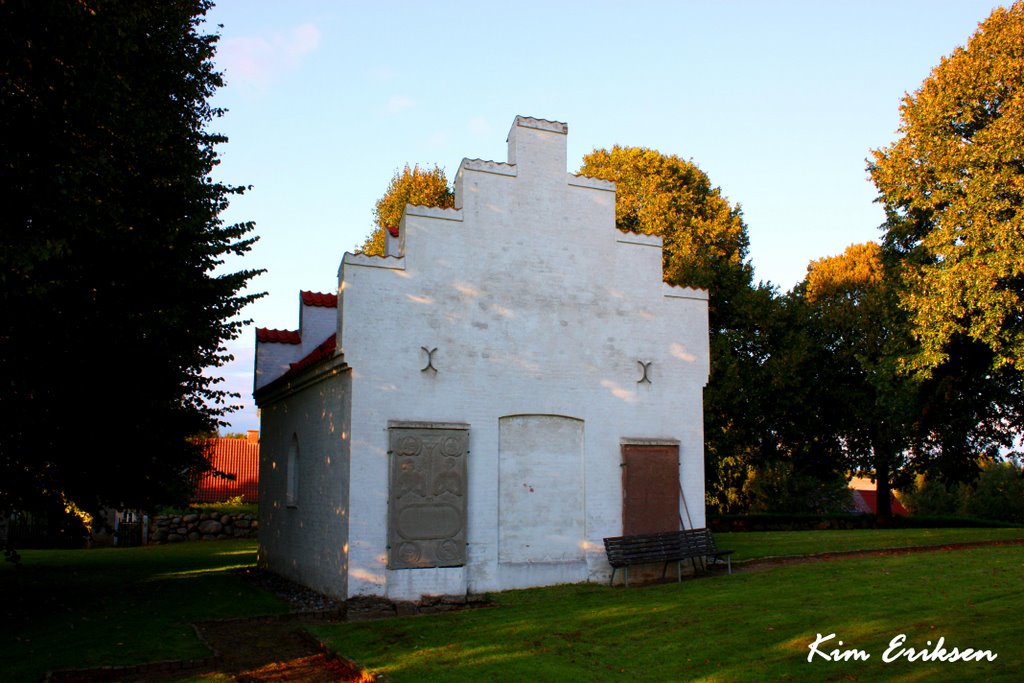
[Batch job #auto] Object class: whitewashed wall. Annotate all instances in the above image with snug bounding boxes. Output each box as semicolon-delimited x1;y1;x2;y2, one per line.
257;361;351;600
336;116;710;600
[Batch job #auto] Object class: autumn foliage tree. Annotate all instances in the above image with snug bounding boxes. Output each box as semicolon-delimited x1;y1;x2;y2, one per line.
579;147;750;301
579;147;827;511
797;242;918;519
870;1;1024;375
797;239;1024;519
865;3;1024;499
359;164;454;256
0;1;261;526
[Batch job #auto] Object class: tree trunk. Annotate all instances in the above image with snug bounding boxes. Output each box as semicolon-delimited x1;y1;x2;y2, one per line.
875;457;893;525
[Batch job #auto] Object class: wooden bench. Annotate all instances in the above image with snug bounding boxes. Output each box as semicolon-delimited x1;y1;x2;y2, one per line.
603;528;734;587
685;527;734;575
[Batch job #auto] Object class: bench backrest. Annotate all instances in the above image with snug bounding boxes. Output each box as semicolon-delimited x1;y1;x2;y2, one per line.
603;531;686;566
604;528;722;565
681;528;717;555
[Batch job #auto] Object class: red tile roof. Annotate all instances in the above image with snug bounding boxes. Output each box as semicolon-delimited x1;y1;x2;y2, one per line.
255;333;340;396
256;328;301;344
852;489;909;516
193;436;259;503
300;291;338;308
286;333;337;376
386;225;399;238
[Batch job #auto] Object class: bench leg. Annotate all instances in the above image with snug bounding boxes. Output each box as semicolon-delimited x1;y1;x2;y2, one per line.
624;566;629;588
677;561;682;583
610;567;617;587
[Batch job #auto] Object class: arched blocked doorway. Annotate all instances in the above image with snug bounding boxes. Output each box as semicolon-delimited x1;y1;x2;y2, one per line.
498;415;585;564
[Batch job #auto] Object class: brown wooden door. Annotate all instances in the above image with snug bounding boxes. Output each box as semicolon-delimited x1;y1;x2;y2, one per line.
621;444;680;535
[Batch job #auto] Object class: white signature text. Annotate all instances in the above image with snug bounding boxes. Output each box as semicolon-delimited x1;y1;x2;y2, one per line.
806;632;997;663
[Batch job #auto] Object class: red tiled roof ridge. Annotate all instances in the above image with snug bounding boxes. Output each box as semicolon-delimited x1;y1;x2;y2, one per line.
300;291;338;308
256;328;301;344
257;333;339;396
286;333;337;375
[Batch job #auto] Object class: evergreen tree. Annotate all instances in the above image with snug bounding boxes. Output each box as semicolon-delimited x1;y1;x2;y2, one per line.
0;0;262;521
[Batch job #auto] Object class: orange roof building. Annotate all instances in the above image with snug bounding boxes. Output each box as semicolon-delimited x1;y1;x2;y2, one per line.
193;431;260;503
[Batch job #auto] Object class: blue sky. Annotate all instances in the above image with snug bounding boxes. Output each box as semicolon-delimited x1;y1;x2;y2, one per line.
202;0;1007;433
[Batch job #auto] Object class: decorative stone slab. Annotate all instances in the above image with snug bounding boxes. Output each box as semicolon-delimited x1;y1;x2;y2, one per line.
387;423;469;569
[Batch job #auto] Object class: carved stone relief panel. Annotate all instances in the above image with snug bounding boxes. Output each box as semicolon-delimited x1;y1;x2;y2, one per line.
387;422;468;569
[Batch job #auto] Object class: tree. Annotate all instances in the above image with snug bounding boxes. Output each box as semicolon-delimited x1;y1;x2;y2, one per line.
359;164;454;256
870;2;1024;374
866;3;1024;503
798;242;919;519
579;146;750;303
797;242;1024;520
0;1;261;523
579;147;835;512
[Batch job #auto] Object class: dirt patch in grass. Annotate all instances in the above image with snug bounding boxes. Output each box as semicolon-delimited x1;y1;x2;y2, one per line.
111;566;490;682
194;618;371;682
236;653;369;682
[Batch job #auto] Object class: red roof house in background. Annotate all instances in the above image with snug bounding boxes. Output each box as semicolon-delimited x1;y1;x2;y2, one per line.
193;430;260;503
849;477;909;516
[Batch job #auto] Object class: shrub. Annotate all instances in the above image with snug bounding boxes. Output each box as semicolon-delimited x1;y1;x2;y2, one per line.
902;461;1024;524
743;462;852;514
900;475;965;517
964;461;1024;523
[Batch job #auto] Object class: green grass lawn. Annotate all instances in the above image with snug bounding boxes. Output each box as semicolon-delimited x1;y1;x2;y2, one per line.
0;539;286;683
311;536;1024;682
719;526;1024;561
3;530;1022;683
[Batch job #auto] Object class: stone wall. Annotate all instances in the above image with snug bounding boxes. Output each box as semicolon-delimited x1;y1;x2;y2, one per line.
149;512;258;543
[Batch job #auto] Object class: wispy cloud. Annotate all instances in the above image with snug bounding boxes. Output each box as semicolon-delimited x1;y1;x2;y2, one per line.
369;65;398;82
219;22;321;91
426;130;449;148
386;94;416;114
468;116;491;137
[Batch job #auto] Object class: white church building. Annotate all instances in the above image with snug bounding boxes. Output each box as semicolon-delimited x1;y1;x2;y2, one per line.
253;116;710;601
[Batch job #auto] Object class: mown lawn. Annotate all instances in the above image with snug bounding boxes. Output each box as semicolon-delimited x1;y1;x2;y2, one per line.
0;540;286;683
4;529;1022;682
718;526;1024;560
311;539;1024;682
